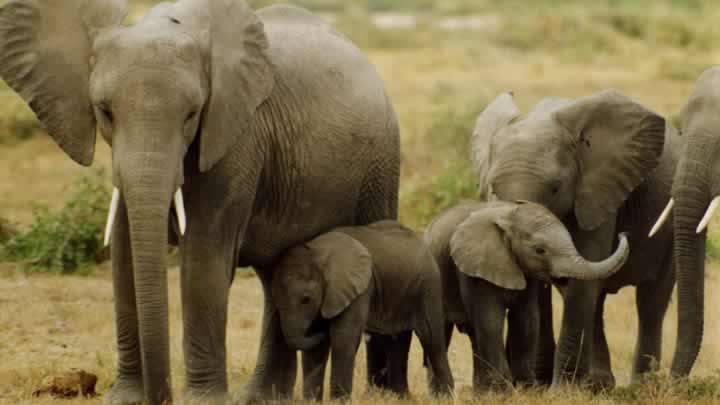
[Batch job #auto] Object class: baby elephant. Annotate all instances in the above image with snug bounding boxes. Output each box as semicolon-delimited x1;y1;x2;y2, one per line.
271;220;454;400
425;200;629;391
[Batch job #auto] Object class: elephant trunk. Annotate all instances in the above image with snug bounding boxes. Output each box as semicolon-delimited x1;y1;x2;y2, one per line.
284;332;327;351
120;152;179;404
550;232;630;280
670;152;711;377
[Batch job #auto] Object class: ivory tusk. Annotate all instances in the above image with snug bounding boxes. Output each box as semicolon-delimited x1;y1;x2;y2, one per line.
104;187;120;247
648;198;674;238
696;196;720;233
174;188;186;236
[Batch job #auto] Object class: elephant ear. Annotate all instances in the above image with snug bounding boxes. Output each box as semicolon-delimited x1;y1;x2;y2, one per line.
552;89;666;230
308;232;373;319
172;0;275;172
0;0;127;166
471;92;520;199
449;206;527;290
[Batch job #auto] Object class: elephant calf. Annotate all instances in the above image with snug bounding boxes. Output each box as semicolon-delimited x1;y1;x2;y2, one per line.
270;220;454;400
425;200;629;391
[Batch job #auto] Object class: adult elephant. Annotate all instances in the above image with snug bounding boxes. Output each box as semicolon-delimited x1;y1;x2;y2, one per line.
0;1;400;404
472;90;680;388
649;66;720;378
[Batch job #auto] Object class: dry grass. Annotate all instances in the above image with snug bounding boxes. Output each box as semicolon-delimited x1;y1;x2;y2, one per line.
2;0;720;403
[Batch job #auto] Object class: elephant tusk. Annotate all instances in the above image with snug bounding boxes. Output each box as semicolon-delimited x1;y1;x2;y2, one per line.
174;188;186;236
696;196;720;233
648;198;674;237
103;187;120;247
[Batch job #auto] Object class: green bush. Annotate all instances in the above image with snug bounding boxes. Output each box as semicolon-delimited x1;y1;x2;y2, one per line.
402;96;486;228
706;235;720;261
0;169;111;274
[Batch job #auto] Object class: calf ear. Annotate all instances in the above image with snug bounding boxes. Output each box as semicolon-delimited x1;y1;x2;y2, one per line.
450;206;527;290
0;0;127;166
308;232;373;319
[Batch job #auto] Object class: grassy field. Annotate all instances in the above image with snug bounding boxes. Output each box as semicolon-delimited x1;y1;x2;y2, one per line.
1;0;720;403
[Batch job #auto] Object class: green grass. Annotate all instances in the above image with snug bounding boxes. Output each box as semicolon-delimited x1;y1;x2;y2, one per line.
0;169;110;274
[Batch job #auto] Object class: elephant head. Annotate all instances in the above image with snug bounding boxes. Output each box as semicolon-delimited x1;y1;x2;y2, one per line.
449;201;629;290
0;0;275;400
473;90;666;231
271;232;372;351
648;66;720;377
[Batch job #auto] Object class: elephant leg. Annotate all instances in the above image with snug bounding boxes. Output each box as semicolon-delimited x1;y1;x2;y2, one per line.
366;334;391;390
553;280;601;386
415;312;454;396
302;341;330;400
355;150;400;225
588;293;615;390
387;331;412;397
104;199;144;405
632;255;675;383
461;275;511;391
235;269;297;402
535;283;555;386
328;299;367;400
180;228;240;400
553;220;614;387
506;281;540;386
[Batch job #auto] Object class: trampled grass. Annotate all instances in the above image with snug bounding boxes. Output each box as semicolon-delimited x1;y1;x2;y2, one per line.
1;0;720;403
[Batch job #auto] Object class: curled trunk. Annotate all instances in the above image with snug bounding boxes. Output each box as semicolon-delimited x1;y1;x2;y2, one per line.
551;232;630;280
284;332;327;351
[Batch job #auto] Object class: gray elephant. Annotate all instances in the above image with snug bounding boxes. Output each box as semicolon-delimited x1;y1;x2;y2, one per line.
425;200;629;391
649;66;720;378
472;90;681;387
270;220;453;400
0;1;400;403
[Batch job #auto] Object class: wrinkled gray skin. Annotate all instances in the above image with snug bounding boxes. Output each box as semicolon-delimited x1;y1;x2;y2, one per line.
0;1;399;404
473;90;681;388
271;221;454;400
657;66;720;377
425;200;629;391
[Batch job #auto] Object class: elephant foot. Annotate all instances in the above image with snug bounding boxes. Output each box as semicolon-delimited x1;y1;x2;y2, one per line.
585;371;615;393
103;375;144;405
182;388;228;405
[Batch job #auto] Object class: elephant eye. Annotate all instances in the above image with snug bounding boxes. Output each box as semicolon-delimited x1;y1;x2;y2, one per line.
98;104;113;124
535;247;546;255
186;111;197;124
300;295;311;305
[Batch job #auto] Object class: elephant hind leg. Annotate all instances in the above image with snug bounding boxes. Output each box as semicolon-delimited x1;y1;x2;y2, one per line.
366;334;391;390
387;331;412;397
535;284;555;386
632;254;675;383
588;293;615;391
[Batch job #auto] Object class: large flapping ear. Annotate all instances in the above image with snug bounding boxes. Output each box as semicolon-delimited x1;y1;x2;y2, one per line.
0;0;127;165
552;89;665;230
449;205;527;290
471;92;520;199
307;232;373;319
169;0;275;172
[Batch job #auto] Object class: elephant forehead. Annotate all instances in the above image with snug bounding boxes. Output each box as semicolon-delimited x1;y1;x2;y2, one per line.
94;22;203;68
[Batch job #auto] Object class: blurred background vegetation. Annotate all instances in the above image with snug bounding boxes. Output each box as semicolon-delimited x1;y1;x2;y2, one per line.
1;0;719;273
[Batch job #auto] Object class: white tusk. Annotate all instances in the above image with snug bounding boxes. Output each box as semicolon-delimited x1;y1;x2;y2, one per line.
104;187;120;247
174;188;186;236
696;196;720;233
649;198;674;238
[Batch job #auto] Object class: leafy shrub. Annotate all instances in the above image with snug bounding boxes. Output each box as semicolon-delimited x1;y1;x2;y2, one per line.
0;169;111;274
402;96;486;228
706;235;720;261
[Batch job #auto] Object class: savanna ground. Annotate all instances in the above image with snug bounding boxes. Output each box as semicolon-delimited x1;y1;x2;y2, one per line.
1;0;720;403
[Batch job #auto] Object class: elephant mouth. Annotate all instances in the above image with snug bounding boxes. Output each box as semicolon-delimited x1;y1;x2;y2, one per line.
551;277;569;287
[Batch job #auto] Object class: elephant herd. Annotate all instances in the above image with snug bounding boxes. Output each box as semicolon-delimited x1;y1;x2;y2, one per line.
0;0;714;403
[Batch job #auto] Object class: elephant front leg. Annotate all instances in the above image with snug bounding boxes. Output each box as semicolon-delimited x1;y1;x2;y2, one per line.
506;282;540;386
234;269;297;403
180;226;239;401
535;284;555;386
105;199;145;405
302;342;330;400
553;280;600;386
